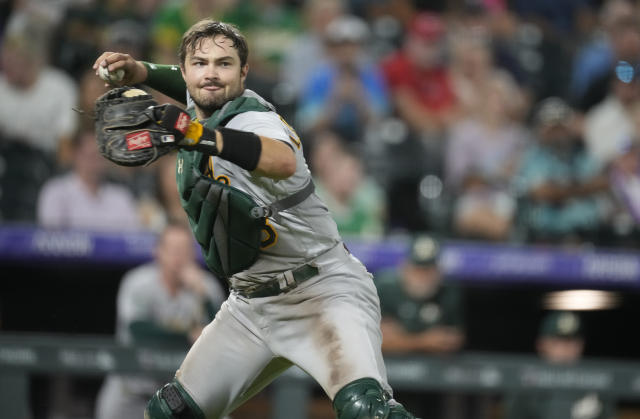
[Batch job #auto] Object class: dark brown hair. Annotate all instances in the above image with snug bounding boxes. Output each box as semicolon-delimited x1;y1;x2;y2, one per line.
178;19;249;68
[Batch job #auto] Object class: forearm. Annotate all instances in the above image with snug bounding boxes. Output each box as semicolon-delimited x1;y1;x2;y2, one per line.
381;332;423;353
192;127;296;179
395;91;442;134
381;320;423;353
575;174;609;196
156;104;297;179
141;62;187;104
455;210;512;240
530;183;571;203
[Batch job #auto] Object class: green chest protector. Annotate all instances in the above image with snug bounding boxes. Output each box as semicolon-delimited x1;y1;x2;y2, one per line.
175;95;312;280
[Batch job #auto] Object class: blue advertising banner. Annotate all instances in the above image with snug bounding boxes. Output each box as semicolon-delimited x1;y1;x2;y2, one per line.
1;226;640;287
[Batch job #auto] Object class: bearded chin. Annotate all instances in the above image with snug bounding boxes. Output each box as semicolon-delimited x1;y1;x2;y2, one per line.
193;97;222;115
191;85;244;116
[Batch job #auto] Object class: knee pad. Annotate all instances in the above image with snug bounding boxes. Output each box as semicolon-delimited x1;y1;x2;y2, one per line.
332;377;390;419
144;380;205;419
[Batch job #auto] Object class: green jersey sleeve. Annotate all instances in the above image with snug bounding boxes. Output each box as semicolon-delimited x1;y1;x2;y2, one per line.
142;62;187;104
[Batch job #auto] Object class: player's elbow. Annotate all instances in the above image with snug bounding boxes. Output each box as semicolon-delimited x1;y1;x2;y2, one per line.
256;150;296;180
282;152;297;178
274;152;297;180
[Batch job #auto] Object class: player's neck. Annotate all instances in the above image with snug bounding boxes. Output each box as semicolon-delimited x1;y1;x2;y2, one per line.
195;107;213;121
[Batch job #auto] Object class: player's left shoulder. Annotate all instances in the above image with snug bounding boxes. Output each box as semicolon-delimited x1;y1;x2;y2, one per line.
228;110;283;127
229;111;302;150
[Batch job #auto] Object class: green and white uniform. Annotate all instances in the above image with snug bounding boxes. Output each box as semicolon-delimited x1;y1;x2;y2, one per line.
169;90;392;418
204;91;344;287
95;263;225;419
376;271;464;333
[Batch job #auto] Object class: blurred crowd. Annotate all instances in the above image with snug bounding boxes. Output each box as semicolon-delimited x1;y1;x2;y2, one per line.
2;1;635;418
3;0;640;249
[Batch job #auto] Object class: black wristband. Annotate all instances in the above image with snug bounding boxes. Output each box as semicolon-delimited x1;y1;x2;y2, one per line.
190;126;219;155
217;128;262;171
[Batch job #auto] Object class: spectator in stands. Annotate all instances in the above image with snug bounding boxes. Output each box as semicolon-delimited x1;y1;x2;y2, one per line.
488;5;573;102
221;0;302;102
375;234;464;418
0;10;77;222
510;0;592;36
51;0;153;79
606;111;640;243
448;32;496;119
102;19;148;62
381;12;457;138
515;97;609;243
445;70;528;190
452;171;517;241
448;2;529;89
94;221;226;419
296;15;389;143
584;72;640;169
571;0;640;112
150;0;233;64
446;71;528;241
0;10;77;163
280;0;345;99
36;130;140;232
504;311;617;419
313;135;386;238
77;68;109;130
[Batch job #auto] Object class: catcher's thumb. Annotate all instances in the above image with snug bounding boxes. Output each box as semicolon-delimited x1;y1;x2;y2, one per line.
155;104;192;140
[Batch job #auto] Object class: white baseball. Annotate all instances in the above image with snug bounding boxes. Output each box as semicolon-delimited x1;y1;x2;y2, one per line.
98;66;125;83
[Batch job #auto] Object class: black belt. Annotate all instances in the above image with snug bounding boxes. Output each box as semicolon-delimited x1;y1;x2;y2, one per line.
235;264;319;299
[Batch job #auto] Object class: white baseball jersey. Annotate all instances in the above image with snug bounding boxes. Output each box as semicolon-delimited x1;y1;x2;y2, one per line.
116;263;225;345
207;91;342;290
95;263;226;419
174;91;393;418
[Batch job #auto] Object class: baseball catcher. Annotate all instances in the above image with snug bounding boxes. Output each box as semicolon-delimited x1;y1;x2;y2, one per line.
93;18;419;419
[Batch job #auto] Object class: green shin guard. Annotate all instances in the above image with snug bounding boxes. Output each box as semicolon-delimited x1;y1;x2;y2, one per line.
332;377;391;419
388;402;417;419
145;380;205;419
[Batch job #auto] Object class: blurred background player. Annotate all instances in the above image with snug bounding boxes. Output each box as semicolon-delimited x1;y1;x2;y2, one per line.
376;234;465;353
376;234;465;418
504;311;617;419
94;221;225;419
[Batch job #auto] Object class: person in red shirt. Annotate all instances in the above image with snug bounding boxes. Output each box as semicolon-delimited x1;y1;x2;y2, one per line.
381;12;457;136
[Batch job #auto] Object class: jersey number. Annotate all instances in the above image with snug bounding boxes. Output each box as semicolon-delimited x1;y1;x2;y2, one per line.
261;220;277;249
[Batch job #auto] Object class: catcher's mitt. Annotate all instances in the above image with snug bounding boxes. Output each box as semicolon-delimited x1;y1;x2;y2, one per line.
94;86;181;166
